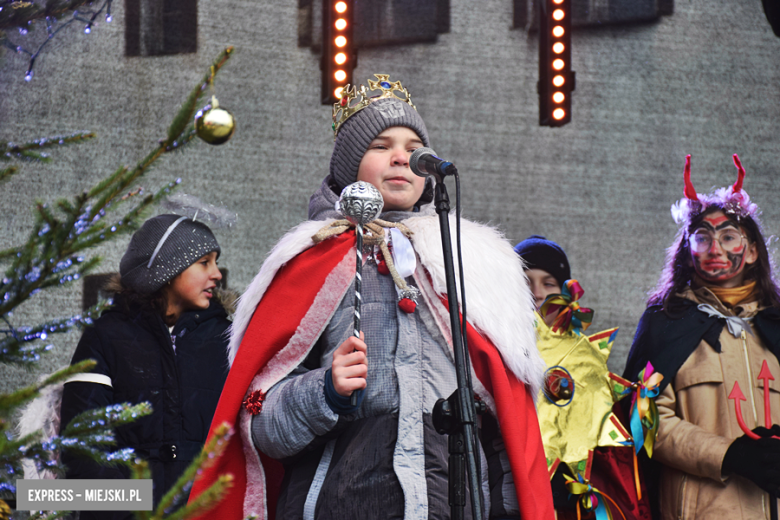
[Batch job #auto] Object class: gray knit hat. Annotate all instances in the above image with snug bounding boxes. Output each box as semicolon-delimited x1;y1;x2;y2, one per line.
330;97;430;192
120;214;220;294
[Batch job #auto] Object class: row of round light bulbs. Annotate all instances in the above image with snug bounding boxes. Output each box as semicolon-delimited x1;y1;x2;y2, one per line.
332;1;350;99
328;0;568;115
550;0;567;120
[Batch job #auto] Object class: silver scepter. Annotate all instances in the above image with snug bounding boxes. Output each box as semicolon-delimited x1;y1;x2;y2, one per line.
337;181;384;407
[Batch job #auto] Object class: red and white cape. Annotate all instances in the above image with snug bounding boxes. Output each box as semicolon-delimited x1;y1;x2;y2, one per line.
188;215;554;520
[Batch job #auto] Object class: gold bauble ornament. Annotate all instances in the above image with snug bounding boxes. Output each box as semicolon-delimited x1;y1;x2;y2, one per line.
195;96;236;145
0;499;10;520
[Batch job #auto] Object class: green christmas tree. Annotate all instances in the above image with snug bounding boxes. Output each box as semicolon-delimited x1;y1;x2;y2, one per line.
1;45;236;519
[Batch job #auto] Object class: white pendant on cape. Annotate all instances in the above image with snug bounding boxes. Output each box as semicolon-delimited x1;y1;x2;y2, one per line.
389;228;419;313
389;228;416;277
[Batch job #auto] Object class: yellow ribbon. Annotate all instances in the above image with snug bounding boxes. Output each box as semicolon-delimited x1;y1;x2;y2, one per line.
635;371;663;422
564;474;627;520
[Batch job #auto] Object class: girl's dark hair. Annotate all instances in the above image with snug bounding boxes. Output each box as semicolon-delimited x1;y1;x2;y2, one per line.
105;274;175;325
648;207;780;312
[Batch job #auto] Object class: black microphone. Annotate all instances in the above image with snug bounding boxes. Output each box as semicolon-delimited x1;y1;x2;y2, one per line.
410;147;456;179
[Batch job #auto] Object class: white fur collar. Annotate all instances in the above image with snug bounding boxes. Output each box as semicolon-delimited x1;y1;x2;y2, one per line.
405;215;544;394
229;215;544;393
228;219;331;365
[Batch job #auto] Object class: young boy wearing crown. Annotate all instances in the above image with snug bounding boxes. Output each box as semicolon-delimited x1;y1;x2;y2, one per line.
623;155;780;520
188;74;554;520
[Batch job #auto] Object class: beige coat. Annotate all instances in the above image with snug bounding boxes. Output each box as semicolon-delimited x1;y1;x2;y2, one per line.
655;287;780;520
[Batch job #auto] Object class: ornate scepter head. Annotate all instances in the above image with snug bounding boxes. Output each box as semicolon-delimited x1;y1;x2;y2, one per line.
337;181;384;226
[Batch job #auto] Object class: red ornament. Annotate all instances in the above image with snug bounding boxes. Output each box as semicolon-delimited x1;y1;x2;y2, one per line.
376;250;390;275
543;368;574;402
340;97;348;107
398;298;416;313
243;389;266;415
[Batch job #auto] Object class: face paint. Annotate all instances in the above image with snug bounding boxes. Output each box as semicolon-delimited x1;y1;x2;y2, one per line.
690;210;750;286
704;214;730;228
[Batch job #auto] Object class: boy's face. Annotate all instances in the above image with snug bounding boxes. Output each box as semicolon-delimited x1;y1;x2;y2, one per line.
526;269;562;327
688;209;758;288
357;126;425;212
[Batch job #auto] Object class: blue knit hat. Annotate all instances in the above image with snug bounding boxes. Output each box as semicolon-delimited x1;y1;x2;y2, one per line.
514;235;570;287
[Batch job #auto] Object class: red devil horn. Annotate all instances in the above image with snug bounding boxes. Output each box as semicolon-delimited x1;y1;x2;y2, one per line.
732;154;745;193
683;154;698;201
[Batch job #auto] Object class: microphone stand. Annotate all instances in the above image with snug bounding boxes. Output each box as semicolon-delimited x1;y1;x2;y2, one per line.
427;167;484;520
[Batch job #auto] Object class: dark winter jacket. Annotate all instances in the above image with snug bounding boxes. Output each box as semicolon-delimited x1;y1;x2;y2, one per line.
59;291;232;519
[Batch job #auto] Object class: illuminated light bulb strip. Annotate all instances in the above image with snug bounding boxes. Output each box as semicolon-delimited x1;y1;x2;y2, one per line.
332;1;349;98
550;0;570;122
539;0;572;125
322;1;355;104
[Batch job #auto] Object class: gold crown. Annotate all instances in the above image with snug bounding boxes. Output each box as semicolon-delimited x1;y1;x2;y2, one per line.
332;74;417;136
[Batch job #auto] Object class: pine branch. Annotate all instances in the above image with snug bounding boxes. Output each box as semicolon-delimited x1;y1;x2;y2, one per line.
151;422;234;519
87;165;128;198
0;132;95;162
28;511;71;520
0;360;95;412
0;165;17;183
160;474;234;520
61;401;152;438
165;47;234;146
8;401;152;490
0;299;111;368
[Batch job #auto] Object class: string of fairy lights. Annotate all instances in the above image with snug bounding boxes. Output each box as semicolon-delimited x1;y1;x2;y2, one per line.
1;0;113;81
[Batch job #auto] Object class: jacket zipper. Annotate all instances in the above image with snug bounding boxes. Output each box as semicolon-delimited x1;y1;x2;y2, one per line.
740;330;770;519
741;329;759;422
677;474;687;520
740;330;770;518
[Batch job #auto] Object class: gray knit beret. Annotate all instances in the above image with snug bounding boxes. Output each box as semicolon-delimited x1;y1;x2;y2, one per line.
120;214;220;294
330;97;430;192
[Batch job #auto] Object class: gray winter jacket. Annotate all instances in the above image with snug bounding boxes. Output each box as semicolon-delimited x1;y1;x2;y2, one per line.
251;178;520;520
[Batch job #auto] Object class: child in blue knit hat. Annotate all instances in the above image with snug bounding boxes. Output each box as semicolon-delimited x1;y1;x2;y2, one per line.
515;235;652;520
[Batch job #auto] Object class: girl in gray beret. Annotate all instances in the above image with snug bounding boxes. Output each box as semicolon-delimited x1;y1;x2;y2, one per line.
59;214;234;518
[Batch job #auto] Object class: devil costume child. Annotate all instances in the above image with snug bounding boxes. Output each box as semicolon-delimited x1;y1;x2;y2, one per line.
623;155;780;520
188;75;554;520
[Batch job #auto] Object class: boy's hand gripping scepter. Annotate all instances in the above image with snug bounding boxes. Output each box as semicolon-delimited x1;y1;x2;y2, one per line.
338;181;384;406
